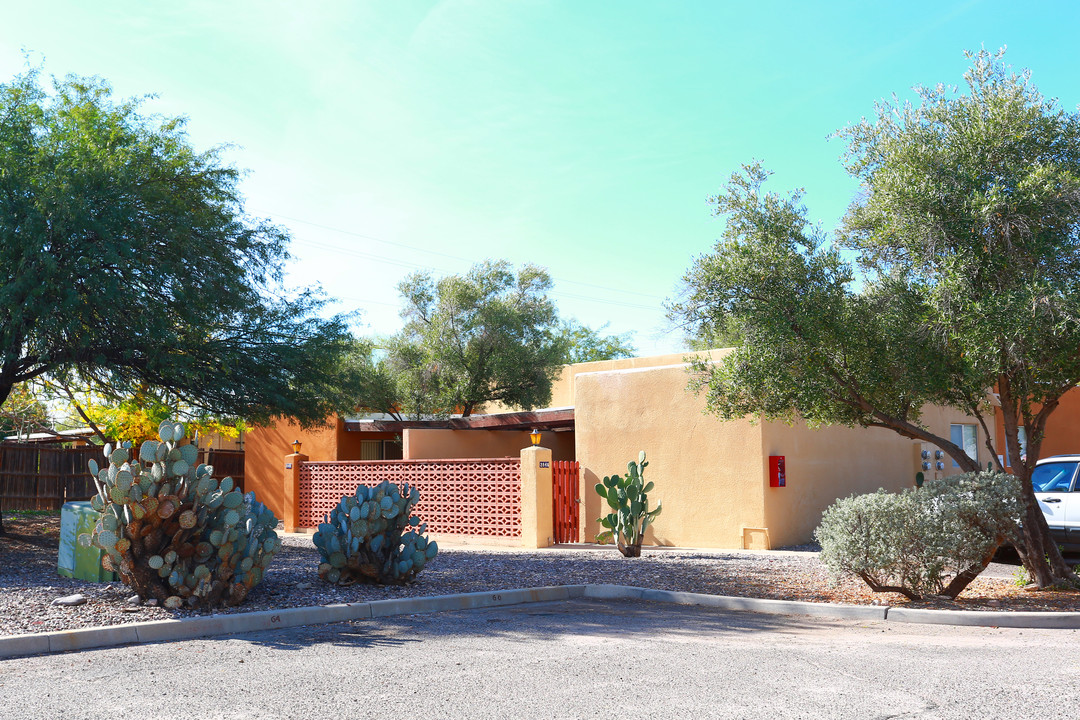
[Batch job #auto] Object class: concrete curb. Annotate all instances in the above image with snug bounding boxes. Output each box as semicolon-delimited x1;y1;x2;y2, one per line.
0;585;584;661
583;585;886;620
641;588;890;621
885;607;1080;628
367;585;577;617
3;583;1079;660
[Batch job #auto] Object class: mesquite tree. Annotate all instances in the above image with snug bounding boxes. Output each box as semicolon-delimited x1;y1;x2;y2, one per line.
0;69;361;427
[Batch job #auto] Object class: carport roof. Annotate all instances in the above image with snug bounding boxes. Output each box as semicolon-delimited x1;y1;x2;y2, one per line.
343;407;574;433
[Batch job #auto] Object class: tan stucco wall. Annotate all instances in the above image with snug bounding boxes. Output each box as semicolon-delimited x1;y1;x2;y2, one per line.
480;349;728;414
759;421;916;549
403;428;575;461
574;362;767;549
915;404;997;477
544;349;729;410
760;405;998;548
573;359;999;550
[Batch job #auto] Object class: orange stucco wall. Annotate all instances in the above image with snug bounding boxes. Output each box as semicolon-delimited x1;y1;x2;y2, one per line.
245;417;398;520
994;387;1080;471
403;428;575;461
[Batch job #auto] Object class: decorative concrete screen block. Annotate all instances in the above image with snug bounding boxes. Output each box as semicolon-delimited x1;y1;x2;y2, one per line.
298;459;522;537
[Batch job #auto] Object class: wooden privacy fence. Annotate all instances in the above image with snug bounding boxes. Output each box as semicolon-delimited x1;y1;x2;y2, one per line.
0;443;100;511
298;458;522;537
0;444;245;511
199;449;245;492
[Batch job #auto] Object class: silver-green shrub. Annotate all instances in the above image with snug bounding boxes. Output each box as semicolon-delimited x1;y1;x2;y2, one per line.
814;471;1020;600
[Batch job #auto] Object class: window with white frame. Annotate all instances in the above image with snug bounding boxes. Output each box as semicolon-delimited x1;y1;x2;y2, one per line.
1006;427;1028;467
950;424;978;468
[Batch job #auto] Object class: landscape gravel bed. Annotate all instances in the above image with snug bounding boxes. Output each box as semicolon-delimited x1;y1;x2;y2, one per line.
2;513;1079;637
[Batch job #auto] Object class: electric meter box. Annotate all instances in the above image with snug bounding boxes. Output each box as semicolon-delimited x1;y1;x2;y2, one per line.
57;501;117;582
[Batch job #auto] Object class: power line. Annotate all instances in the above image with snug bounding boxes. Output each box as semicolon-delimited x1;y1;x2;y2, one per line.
256;208;669;305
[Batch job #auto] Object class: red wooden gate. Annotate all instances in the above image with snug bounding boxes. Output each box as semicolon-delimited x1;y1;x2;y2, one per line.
552;460;580;544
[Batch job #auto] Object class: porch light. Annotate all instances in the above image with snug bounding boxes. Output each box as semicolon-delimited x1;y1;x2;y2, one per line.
529;429;541;446
292;439;302;454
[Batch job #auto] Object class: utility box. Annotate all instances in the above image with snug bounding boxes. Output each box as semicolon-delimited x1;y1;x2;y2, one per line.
769;456;786;487
57;501;116;582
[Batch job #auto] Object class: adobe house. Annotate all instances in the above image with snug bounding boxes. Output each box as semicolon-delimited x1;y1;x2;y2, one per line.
246;350;1000;549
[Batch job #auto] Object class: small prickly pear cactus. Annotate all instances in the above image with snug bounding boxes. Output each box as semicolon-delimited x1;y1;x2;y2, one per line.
81;419;280;608
594;450;661;558
312;480;437;585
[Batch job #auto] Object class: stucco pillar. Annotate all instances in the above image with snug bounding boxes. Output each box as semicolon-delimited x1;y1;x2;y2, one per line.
520;445;554;548
283;452;308;532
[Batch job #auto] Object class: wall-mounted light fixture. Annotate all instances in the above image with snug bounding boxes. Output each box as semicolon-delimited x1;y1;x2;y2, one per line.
292;440;302;454
529;429;541;446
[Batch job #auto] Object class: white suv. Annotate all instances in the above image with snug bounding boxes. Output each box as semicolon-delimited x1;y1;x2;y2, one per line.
1032;456;1080;550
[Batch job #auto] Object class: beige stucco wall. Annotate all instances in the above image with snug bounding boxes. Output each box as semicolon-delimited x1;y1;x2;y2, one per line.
574;362;767;549
403;428;576;461
481;350;728;414
759;421;915;549
545;349;729;410
573;359;999;550
760;406;998;548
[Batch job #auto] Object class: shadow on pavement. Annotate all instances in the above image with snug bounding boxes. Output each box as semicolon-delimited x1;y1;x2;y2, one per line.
225;598;851;653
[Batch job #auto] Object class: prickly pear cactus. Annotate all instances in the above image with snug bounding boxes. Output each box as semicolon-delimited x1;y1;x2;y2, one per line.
594;450;662;558
81;419;281;608
313;480;437;585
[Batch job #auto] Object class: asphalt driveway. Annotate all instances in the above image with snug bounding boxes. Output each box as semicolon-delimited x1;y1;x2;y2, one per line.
2;598;1078;719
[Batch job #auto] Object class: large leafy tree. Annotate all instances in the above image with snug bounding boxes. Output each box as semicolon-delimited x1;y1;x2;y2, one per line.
556;320;636;364
671;50;1080;588
352;314;632;421
390;260;566;417
0;70;359;426
337;337;442;422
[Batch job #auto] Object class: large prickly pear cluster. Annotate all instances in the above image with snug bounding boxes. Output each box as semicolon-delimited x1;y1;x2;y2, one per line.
313;480;437;585
595;450;662;558
81;420;280;608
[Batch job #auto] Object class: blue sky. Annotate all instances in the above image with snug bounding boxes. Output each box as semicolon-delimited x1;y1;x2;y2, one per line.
2;1;1078;355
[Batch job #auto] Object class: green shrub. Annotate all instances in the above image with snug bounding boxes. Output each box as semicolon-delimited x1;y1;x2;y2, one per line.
312;480;437;585
814;471;1020;600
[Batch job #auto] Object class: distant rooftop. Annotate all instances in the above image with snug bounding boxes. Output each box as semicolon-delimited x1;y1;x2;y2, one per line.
3;427;97;444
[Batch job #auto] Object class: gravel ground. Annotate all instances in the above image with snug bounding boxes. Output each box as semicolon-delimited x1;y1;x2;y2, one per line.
2;512;1079;637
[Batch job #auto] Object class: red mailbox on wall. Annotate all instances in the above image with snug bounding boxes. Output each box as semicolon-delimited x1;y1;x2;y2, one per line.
769;456;786;487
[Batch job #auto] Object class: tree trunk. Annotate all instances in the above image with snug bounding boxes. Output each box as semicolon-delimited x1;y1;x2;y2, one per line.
0;444;5;536
617;537;642;558
1014;479;1078;588
997;379;1078;589
940;533;1006;599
